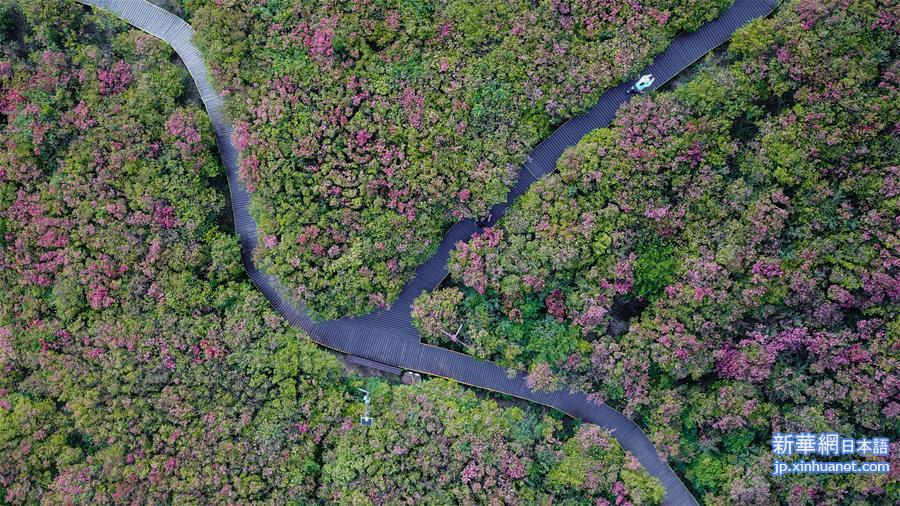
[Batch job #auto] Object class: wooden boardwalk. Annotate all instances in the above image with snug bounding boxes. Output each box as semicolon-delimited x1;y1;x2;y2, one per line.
75;1;776;504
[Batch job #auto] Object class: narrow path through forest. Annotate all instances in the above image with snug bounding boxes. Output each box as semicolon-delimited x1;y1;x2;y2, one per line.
74;1;776;503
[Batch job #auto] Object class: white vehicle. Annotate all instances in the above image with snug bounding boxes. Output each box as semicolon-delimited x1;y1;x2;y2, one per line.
630;74;656;94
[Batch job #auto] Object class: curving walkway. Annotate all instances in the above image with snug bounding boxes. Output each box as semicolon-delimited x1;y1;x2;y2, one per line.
75;1;775;504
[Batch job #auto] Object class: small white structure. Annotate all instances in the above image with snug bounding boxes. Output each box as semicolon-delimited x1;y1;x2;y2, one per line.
358;388;373;426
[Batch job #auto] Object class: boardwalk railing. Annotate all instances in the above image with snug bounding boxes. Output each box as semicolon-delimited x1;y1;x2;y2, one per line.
74;1;776;504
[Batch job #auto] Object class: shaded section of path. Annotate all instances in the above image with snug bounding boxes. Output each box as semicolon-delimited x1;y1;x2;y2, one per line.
76;1;775;504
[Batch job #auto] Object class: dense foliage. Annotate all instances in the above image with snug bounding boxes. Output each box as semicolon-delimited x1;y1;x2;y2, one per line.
0;2;663;503
319;380;664;504
187;0;733;319
415;0;900;502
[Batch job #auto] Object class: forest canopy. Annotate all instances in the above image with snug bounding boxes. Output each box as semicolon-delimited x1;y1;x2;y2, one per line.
413;0;899;503
187;0;733;319
0;1;663;503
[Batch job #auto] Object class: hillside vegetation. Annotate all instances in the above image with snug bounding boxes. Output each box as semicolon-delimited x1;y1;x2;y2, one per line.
189;0;733;318
0;2;663;503
414;0;899;502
